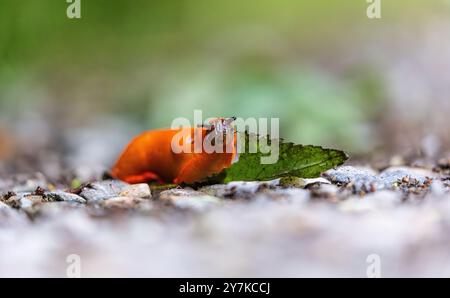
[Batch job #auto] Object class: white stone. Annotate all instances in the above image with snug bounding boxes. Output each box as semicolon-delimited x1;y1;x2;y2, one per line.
119;183;151;198
101;197;144;208
159;189;221;211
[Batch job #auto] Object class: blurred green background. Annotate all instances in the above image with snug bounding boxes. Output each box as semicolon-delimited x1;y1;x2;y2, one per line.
1;0;450;177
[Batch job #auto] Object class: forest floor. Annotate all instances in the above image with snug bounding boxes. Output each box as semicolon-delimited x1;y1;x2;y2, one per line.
1;158;450;277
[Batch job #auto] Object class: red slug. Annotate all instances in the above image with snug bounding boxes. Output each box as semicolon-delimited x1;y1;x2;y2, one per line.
111;118;237;184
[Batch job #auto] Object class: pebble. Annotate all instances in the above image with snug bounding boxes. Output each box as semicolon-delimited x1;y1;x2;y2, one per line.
325;166;436;193
118;183;151;198
101;197;145;208
158;188;204;200
79;180;129;201
279;176;305;188
198;184;228;197
379;167;436;186
159;189;222;211
302;177;331;186
309;183;341;201
19;197;35;209
324;166;381;193
227;181;268;194
44;191;87;204
2;195;21;209
200;178;329;198
2;193;41;209
222;180;278;199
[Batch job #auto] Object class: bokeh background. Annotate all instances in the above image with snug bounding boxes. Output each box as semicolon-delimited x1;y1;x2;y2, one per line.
1;0;450;181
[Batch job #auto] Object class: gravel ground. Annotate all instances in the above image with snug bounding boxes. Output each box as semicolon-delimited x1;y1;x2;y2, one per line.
1;160;450;277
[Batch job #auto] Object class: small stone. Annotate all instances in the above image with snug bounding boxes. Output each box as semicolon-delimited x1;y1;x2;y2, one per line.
326;166;438;194
198;184;228;197
324;166;382;193
303;177;331;186
101;197;144;208
380;167;436;187
279;176;305;188
159;188;205;200
309;183;341;201
2;191;16;200
119;183;151;198
4;193;44;209
159;189;221;211
325;166;378;183
279;177;331;188
19;197;34;209
221;180;278;199
23;195;44;203
44;191;87;204
3;195;21;209
79;180;129;201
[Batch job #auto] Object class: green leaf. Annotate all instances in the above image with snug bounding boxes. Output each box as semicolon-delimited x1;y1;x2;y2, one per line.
207;133;348;183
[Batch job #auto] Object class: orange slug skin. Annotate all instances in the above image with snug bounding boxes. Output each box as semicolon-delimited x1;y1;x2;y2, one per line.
111;128;236;184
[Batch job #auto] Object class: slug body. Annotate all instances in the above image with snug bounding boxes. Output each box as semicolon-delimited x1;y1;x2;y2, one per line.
112;119;237;184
